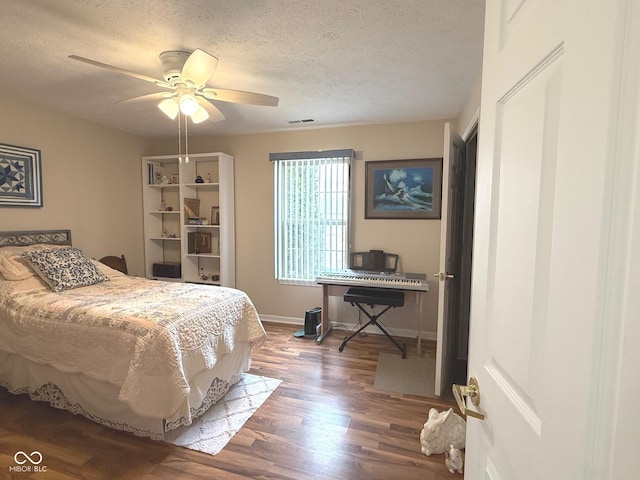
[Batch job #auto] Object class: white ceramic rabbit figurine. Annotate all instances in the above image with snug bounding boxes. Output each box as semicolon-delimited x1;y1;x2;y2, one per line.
445;444;464;473
419;408;466;456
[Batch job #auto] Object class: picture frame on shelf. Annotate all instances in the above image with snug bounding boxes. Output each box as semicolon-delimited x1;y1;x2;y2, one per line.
364;158;443;219
210;206;220;225
187;232;212;254
153;165;164;185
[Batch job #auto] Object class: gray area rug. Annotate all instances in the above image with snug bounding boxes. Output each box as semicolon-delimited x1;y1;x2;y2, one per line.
374;352;436;398
164;373;281;455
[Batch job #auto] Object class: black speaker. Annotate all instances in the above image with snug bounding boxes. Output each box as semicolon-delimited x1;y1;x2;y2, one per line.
152;262;181;278
304;307;322;336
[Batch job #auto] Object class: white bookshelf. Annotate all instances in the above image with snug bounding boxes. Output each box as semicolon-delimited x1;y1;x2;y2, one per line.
141;152;235;287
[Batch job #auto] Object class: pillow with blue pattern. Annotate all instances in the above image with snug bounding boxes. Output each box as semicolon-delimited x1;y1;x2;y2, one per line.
21;246;108;292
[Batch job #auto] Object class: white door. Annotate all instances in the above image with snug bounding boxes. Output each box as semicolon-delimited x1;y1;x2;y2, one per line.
463;0;640;478
434;122;466;396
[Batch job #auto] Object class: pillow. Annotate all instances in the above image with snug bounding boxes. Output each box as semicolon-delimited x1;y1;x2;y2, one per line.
0;244;66;281
0;251;34;280
21;247;108;292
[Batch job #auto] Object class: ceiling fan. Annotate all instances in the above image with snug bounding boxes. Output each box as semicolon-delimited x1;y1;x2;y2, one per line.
68;49;279;124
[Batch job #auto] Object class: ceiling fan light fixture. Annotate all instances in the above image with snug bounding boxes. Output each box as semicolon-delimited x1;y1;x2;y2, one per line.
179;93;199;115
158;98;179;119
69;49;278;129
191;105;210;124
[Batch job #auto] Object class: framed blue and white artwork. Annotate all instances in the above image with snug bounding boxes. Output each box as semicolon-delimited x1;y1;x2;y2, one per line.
0;143;43;207
365;158;443;219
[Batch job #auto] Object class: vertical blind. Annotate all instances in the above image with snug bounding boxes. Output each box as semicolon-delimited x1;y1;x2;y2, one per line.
270;149;353;283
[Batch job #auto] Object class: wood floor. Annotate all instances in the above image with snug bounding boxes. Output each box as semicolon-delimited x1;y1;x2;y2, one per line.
0;322;457;479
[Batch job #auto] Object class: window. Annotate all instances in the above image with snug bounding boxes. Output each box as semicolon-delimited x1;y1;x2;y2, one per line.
271;149;353;284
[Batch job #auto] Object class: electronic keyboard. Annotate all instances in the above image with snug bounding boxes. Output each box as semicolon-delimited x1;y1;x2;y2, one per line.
316;269;429;292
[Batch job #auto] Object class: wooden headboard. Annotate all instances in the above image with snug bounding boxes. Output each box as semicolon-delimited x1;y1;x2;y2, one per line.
0;229;72;247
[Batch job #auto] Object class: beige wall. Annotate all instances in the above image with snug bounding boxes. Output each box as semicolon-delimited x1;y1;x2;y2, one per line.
150;120;447;335
0;89;455;336
0;95;150;276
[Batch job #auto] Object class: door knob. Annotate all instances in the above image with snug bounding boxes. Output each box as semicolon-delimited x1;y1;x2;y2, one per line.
432;272;455;281
452;377;485;420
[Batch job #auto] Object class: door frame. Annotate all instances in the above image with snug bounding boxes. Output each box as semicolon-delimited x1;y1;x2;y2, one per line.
434;119;479;395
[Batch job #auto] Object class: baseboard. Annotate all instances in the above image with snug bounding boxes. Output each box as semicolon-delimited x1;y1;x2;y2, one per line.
259;314;437;342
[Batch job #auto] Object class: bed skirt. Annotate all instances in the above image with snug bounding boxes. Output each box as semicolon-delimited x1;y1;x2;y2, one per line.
0;342;252;440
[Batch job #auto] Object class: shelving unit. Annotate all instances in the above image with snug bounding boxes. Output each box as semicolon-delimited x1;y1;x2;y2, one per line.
141;152;235;287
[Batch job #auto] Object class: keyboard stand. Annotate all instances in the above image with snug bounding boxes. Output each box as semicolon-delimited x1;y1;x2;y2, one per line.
340;287;407;358
317;280;426;356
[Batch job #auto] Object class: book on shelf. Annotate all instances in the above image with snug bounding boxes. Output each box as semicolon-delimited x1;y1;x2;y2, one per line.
148;163;155;185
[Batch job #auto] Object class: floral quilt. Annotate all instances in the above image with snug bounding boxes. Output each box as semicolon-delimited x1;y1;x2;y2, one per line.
0;270;266;419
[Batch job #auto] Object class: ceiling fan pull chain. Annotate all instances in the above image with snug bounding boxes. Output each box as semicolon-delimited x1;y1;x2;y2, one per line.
185;114;190;164
177;113;182;164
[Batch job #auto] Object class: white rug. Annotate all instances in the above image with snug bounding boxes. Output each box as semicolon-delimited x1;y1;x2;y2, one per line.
164;373;281;455
374;352;436;398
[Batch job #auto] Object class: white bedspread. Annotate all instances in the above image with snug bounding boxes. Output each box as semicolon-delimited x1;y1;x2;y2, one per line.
0;271;266;419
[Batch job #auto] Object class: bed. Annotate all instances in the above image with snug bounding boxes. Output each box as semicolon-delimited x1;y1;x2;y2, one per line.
0;229;266;439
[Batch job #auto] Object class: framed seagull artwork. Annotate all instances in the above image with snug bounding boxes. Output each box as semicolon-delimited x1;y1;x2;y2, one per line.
365;158;442;219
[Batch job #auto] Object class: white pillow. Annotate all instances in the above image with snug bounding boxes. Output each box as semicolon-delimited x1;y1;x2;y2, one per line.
0;244;66;281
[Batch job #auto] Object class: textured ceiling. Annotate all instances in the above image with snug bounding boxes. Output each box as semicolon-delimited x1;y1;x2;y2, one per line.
1;0;485;138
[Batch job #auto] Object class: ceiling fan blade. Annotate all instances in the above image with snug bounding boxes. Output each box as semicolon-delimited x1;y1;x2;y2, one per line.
69;55;172;88
198;98;225;122
117;92;173;104
181;49;218;88
201;88;279;107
